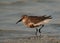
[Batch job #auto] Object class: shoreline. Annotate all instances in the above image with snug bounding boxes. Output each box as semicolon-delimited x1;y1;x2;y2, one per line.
0;35;60;43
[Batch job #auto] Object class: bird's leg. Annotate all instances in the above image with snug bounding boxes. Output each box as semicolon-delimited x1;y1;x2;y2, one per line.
39;25;44;33
35;28;38;36
39;25;44;37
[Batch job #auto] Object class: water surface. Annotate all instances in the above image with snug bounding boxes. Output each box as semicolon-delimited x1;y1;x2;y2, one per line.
0;0;60;40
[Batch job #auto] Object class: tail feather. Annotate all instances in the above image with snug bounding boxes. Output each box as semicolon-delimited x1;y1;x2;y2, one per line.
47;15;52;19
43;15;52;19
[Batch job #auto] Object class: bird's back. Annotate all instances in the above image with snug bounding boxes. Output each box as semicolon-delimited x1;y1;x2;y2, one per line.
28;15;52;24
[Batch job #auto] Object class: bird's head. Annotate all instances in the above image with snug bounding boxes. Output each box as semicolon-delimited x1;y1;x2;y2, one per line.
16;15;28;24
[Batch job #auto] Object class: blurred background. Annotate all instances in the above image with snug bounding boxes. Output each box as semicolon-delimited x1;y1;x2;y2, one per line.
0;0;60;39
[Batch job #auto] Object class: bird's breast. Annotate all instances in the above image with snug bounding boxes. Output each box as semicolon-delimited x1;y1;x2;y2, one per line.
22;19;36;28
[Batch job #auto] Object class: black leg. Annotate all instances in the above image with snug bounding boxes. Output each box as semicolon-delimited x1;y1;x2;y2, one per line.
39;25;44;33
35;28;38;36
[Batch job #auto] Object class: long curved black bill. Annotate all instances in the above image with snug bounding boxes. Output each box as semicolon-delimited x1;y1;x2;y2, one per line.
16;19;22;24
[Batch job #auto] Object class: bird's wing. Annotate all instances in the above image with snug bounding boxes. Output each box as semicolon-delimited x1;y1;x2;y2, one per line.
28;16;45;24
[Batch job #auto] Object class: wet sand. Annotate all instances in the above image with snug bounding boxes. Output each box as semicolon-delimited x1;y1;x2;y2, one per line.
1;35;60;43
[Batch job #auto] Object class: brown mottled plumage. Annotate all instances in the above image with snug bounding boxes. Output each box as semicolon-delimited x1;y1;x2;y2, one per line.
16;15;52;35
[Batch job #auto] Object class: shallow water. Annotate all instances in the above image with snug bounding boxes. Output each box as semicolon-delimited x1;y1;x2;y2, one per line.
0;0;60;40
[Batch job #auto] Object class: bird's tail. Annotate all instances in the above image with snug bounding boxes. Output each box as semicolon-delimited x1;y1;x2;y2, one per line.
47;15;52;19
43;15;52;19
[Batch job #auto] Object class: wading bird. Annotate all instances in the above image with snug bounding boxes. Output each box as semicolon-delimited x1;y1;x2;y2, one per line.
16;15;52;36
